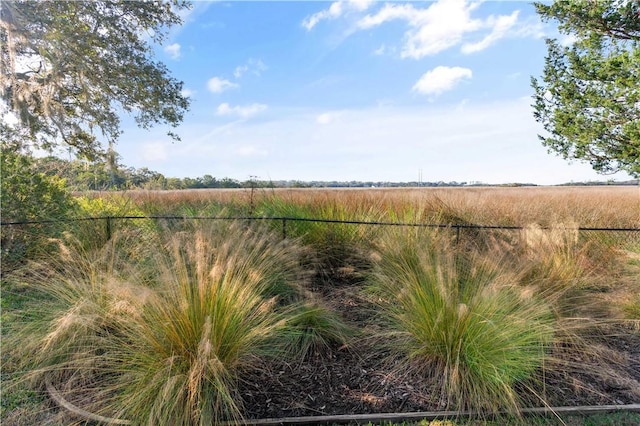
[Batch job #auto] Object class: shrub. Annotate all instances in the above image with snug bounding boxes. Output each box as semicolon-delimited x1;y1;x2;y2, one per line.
370;228;555;413
0;146;77;271
110;223;304;424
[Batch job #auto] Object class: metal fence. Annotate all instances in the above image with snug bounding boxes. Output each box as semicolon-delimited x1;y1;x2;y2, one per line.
2;215;640;243
2;215;639;276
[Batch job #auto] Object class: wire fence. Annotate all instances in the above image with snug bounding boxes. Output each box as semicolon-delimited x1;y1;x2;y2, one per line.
2;214;639;277
2;214;640;243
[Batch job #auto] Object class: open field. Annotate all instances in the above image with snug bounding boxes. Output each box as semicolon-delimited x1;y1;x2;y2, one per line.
92;185;640;228
2;186;639;425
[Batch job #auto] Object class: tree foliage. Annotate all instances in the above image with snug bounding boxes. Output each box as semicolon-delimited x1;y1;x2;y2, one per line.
1;146;77;270
1;147;75;223
531;0;640;177
0;0;191;160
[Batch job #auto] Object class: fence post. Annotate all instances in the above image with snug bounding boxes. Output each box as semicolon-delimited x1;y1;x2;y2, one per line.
105;217;112;241
455;225;460;246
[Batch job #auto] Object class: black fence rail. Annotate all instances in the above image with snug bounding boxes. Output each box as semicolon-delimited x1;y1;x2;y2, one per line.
2;215;640;242
2;215;639;276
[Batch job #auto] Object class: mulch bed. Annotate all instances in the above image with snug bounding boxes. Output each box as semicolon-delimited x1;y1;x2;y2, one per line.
239;272;640;420
5;270;639;425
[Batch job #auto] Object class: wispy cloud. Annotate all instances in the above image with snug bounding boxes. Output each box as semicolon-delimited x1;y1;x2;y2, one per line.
233;59;268;79
164;43;182;60
207;77;239;93
141;141;169;162
302;0;374;30
413;66;472;96
303;0;540;58
122;96;633;184
216;103;268;119
461;11;519;54
168;2;215;39
316;111;343;124
236;145;268;157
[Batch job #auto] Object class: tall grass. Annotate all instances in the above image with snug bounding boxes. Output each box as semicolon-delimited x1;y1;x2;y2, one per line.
110;223;305;424
369;228;556;413
2;229;160;424
4;186;638;422
513;222;629;324
280;300;354;362
5;221;308;424
117;186;640;229
256;195;384;284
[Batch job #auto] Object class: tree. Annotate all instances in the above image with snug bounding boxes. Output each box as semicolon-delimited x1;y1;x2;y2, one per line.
531;1;640;177
1;0;191;161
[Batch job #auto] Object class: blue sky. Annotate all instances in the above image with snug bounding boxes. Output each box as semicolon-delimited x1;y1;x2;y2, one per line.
116;0;633;185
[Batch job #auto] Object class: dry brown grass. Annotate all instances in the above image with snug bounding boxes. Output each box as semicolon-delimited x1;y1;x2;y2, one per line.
4;186;639;424
103;186;640;228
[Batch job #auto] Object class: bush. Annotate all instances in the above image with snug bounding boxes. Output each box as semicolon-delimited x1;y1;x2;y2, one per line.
0;146;77;271
71;194;157;248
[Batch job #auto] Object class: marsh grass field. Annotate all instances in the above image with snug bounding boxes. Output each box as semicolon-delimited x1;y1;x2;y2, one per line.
2;186;640;425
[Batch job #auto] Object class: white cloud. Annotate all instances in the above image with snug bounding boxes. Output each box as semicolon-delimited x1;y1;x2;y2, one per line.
349;0;374;12
358;0;483;58
316;112;339;124
181;88;195;98
461;11;519;54
164;43;181;60
302;0;374;30
141;141;169;162
317;113;332;124
356;0;535;59
234;65;249;79
216;103;268;119
511;15;545;39
412;66;472;96
237;145;268;157
233;59;268;79
358;3;421;29
118;98;633;184
207;77;239;93
559;33;579;47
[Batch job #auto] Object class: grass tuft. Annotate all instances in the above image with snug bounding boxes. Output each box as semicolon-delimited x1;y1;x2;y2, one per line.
370;228;556;413
4;221;306;425
280;300;354;361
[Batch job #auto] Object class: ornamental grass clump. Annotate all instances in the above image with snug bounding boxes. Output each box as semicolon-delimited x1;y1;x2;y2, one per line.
3;230;159;421
6;221;307;425
370;228;555;414
257;196;381;284
111;223;305;424
281;300;354;362
517;222;613;319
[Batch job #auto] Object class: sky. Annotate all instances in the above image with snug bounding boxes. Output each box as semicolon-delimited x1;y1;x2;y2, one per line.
115;0;634;185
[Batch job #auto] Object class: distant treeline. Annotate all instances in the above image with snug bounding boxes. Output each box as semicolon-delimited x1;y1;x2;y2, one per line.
35;156;638;191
